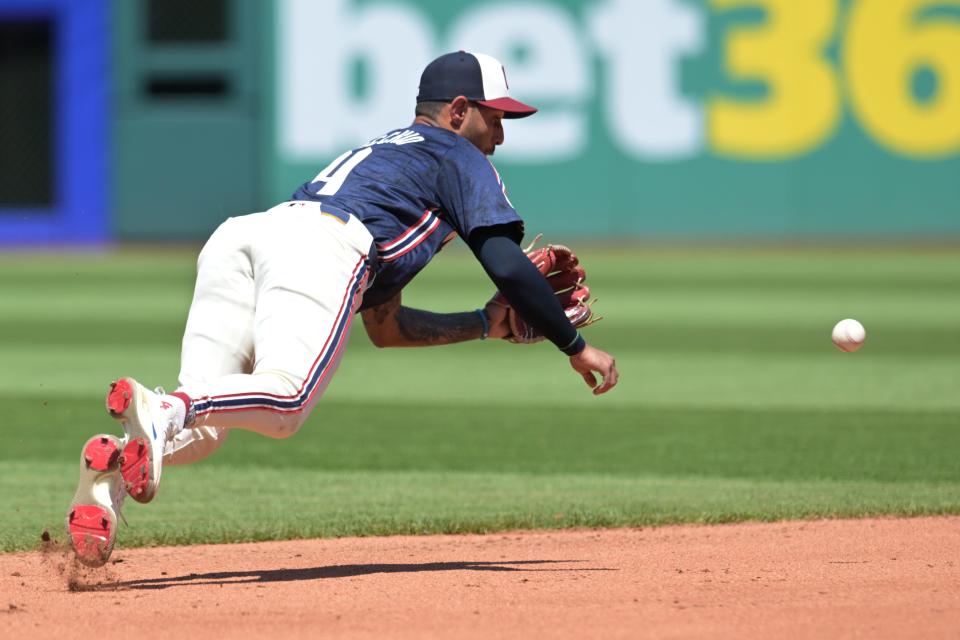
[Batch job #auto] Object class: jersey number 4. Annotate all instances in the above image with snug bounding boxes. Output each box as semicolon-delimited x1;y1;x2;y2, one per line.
309;148;372;196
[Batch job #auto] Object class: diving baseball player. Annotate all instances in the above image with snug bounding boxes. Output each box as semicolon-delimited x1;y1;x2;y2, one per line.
66;51;619;566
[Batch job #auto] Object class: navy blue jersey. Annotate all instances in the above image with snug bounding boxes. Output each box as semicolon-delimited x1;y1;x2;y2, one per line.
292;124;522;309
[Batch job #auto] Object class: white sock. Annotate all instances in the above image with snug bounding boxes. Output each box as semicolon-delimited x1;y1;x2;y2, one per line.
158;394;188;440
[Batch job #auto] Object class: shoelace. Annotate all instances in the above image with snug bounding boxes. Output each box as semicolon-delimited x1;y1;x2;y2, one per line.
112;471;128;526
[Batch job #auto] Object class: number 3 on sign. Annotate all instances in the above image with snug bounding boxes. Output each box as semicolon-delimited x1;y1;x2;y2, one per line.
846;0;960;158
708;0;841;159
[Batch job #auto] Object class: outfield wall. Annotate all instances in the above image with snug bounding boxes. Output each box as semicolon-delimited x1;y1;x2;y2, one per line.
0;0;958;241
267;0;960;238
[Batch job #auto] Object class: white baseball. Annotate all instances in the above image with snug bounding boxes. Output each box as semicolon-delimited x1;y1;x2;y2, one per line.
831;318;866;352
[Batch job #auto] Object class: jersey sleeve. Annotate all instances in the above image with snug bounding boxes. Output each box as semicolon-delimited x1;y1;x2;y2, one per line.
435;139;523;239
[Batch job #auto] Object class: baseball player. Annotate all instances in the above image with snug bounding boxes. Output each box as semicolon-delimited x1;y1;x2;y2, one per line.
66;51;619;566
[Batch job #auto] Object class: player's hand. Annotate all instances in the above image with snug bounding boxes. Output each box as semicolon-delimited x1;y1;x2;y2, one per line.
569;344;618;395
483;301;512;339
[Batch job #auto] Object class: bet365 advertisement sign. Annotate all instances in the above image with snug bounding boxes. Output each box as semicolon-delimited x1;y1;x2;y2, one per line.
268;0;960;236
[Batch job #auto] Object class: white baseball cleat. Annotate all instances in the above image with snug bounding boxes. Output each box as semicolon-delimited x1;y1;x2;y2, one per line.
66;434;125;567
106;377;174;504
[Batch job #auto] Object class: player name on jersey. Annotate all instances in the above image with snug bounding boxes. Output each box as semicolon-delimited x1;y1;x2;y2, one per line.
363;130;425;148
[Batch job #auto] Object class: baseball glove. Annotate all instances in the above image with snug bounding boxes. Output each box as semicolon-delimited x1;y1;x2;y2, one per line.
488;235;601;344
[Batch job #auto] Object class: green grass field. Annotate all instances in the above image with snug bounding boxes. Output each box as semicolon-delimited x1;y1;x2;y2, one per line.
1;245;958;552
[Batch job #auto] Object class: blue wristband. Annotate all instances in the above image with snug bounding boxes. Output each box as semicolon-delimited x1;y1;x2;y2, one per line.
474;308;489;340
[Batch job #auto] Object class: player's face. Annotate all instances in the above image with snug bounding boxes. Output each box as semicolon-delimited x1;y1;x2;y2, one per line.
462;104;505;156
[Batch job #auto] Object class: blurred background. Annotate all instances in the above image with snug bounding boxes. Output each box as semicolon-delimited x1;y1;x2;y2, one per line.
1;0;958;243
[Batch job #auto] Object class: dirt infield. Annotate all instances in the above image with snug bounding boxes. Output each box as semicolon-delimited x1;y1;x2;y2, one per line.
2;516;958;639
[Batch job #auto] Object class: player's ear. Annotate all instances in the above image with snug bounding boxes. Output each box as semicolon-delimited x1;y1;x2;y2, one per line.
448;96;470;129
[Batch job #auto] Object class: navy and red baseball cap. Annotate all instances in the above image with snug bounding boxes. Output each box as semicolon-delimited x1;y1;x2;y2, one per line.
416;51;538;119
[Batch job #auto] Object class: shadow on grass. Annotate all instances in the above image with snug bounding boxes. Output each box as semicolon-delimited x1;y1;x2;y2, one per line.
97;560;616;590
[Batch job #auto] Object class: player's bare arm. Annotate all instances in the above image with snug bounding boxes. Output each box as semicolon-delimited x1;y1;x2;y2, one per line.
361;293;510;347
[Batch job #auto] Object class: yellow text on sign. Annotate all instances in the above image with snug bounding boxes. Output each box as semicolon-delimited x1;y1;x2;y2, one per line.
708;0;840;159
708;0;960;159
846;0;960;158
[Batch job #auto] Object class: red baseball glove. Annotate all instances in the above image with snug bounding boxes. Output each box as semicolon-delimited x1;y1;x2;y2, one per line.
488;235;601;344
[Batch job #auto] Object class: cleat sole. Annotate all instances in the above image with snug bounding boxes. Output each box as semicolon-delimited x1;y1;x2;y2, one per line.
120;437;153;502
106;379;133;417
82;435;122;472
68;505;113;567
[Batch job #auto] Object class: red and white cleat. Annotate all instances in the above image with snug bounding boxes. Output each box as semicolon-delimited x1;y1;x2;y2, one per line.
66;434;125;567
106;377;173;504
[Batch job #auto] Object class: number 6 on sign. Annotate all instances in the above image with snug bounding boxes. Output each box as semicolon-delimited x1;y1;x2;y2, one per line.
310;147;372;196
846;0;960;157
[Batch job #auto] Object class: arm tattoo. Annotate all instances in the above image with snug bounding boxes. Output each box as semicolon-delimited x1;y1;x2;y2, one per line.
369;294;400;325
361;294;483;347
395;307;483;346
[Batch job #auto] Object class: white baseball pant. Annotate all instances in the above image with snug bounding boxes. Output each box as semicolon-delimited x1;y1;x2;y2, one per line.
163;201;374;465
